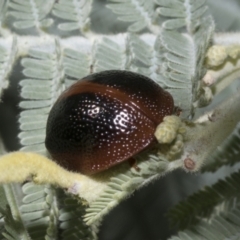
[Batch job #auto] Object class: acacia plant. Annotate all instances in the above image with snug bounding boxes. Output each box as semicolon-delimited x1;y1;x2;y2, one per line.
0;0;240;239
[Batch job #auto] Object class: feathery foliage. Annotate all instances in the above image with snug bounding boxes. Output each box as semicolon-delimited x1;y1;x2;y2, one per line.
155;0;214;117
19;40;65;154
0;0;8;27
58;190;94;240
19;38;93;153
63;47;91;83
107;0;155;32
2;0;94;34
201;123;240;173
169;199;240;240
53;0;92;32
0;36;17;98
18;39;93;239
20;182;59;240
93;36;131;71
17;43;63;239
168;170;240;230
1;184;31;240
8;0;54;30
1;205;31;240
84;154;170;225
157;0;208;31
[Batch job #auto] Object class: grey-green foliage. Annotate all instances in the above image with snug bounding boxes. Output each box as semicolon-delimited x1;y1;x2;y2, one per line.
20;183;58;240
169;198;240;240
63;48;90;81
8;0;54;29
129;30;199;117
53;0;92;32
168;170;240;230
202;123;240;173
0;36;17;98
1;184;32;240
84;154;169;226
19;40;65;154
107;0;155;32
4;0;93;33
94;36;132;71
0;0;8;24
112;0;215;118
129;33;166;84
18;38;92;153
157;0;208;31
1;205;31;240
58;191;93;240
155;0;214;118
18;40;93;239
1;182;91;240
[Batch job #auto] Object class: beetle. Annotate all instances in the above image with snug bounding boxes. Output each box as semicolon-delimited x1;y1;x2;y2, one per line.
45;70;174;175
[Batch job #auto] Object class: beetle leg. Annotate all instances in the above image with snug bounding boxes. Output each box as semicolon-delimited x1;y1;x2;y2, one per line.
128;158;141;172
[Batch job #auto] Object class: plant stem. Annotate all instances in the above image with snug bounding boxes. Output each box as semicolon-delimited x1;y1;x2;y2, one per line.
214;32;240;45
211;63;240;95
181;90;240;170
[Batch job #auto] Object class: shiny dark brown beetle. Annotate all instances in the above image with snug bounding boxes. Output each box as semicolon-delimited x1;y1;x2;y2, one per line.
45;70;174;175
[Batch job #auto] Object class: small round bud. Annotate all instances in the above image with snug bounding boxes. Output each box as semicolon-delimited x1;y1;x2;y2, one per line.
154;116;182;144
206;45;227;67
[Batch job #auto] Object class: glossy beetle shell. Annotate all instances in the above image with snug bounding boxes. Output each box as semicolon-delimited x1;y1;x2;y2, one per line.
45;70;174;175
